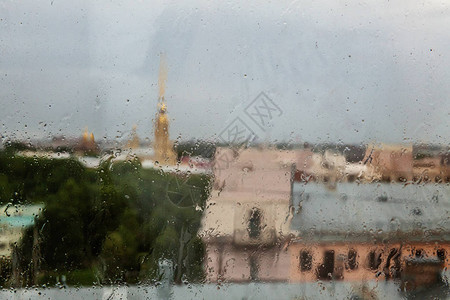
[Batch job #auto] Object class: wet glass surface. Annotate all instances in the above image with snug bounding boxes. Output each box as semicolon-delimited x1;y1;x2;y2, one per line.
0;1;449;299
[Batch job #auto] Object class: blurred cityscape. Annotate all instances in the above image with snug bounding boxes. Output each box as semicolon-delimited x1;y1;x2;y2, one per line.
0;121;449;296
0;59;448;299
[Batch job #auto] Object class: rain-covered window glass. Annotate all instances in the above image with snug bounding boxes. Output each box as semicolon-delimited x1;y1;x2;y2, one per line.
0;0;449;299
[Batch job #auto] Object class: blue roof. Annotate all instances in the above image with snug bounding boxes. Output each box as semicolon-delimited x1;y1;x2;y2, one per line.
290;183;450;241
0;215;37;228
0;204;43;229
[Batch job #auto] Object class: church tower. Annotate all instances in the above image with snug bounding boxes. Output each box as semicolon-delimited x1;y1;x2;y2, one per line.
153;55;177;165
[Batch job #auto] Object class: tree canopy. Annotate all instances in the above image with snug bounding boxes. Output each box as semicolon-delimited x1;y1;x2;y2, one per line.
0;150;210;287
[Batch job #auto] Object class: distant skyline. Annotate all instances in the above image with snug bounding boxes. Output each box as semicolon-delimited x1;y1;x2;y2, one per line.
1;0;449;145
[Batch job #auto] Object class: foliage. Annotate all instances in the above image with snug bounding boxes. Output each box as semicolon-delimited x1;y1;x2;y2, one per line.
0;150;210;286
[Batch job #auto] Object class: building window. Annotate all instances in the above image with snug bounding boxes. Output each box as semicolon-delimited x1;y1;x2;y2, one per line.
415;249;424;258
249;256;259;281
248;208;262;239
368;250;382;270
317;250;335;280
437;249;446;261
346;249;358;270
300;250;312;272
385;248;401;279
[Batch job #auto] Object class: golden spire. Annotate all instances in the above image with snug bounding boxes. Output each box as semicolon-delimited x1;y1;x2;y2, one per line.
79;126;98;153
82;127;95;143
158;53;168;100
83;127;89;142
153;54;176;165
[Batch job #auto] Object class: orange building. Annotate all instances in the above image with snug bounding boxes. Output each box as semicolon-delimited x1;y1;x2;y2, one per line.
289;183;449;283
363;143;450;183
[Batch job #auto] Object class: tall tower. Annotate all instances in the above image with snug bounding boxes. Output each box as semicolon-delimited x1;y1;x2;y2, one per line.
153;55;177;165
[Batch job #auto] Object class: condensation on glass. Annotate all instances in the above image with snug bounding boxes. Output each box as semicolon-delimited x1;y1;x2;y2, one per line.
0;1;448;299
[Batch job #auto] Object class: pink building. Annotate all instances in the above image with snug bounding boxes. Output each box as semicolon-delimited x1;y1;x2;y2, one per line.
200;147;296;282
200;147;450;285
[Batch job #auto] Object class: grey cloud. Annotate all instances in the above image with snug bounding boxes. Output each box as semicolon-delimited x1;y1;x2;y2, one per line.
0;0;449;145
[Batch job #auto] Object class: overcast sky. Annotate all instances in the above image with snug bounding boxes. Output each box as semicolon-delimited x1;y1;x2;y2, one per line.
1;0;449;145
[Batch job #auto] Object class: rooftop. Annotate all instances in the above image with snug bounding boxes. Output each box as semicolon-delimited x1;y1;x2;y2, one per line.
290;183;450;242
